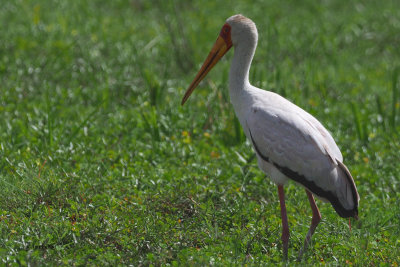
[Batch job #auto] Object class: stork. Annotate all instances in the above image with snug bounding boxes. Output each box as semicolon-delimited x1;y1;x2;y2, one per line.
181;14;359;260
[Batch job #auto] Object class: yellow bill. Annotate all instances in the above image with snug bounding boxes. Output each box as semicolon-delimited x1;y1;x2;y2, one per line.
181;35;232;105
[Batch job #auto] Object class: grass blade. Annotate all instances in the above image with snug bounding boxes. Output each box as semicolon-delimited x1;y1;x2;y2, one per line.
350;102;364;142
390;66;399;130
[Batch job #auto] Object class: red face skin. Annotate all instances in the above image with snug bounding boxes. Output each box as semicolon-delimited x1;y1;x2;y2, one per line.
219;23;232;49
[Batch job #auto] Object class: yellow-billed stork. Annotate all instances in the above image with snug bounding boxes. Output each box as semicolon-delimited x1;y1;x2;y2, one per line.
181;14;359;260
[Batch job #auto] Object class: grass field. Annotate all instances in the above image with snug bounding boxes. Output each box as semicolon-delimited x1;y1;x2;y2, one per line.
1;0;400;265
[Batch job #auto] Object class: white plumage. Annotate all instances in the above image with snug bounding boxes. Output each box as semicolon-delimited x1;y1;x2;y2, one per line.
182;14;359;260
240;89;355;206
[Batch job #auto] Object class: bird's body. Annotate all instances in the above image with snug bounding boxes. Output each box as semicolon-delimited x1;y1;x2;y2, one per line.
231;85;358;217
181;14;359;260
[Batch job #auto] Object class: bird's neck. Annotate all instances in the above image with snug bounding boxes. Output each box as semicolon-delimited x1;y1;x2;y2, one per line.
229;41;256;103
229;42;256;93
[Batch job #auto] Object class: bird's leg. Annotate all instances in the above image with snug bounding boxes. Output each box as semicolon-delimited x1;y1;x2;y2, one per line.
278;185;289;261
298;190;321;260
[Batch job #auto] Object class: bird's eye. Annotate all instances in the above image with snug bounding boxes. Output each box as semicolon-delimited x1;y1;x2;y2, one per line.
224;27;229;33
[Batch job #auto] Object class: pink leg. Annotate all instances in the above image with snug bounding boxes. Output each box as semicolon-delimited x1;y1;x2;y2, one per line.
298;190;322;260
278;185;289;260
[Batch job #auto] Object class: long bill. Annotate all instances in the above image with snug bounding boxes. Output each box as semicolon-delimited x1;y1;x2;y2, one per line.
181;36;231;105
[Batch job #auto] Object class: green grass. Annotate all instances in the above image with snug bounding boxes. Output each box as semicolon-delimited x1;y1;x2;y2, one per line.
1;0;400;265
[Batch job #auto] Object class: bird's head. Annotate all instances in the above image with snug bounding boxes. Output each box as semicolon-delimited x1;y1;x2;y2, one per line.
181;14;258;105
226;14;258;48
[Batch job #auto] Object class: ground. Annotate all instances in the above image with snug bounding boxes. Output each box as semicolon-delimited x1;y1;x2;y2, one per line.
0;0;399;265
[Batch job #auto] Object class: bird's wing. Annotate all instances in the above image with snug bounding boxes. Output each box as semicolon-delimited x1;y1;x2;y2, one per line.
299;109;343;163
245;104;342;191
243;92;358;218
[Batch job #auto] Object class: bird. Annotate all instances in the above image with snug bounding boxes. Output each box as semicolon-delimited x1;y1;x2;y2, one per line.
181;14;359;260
